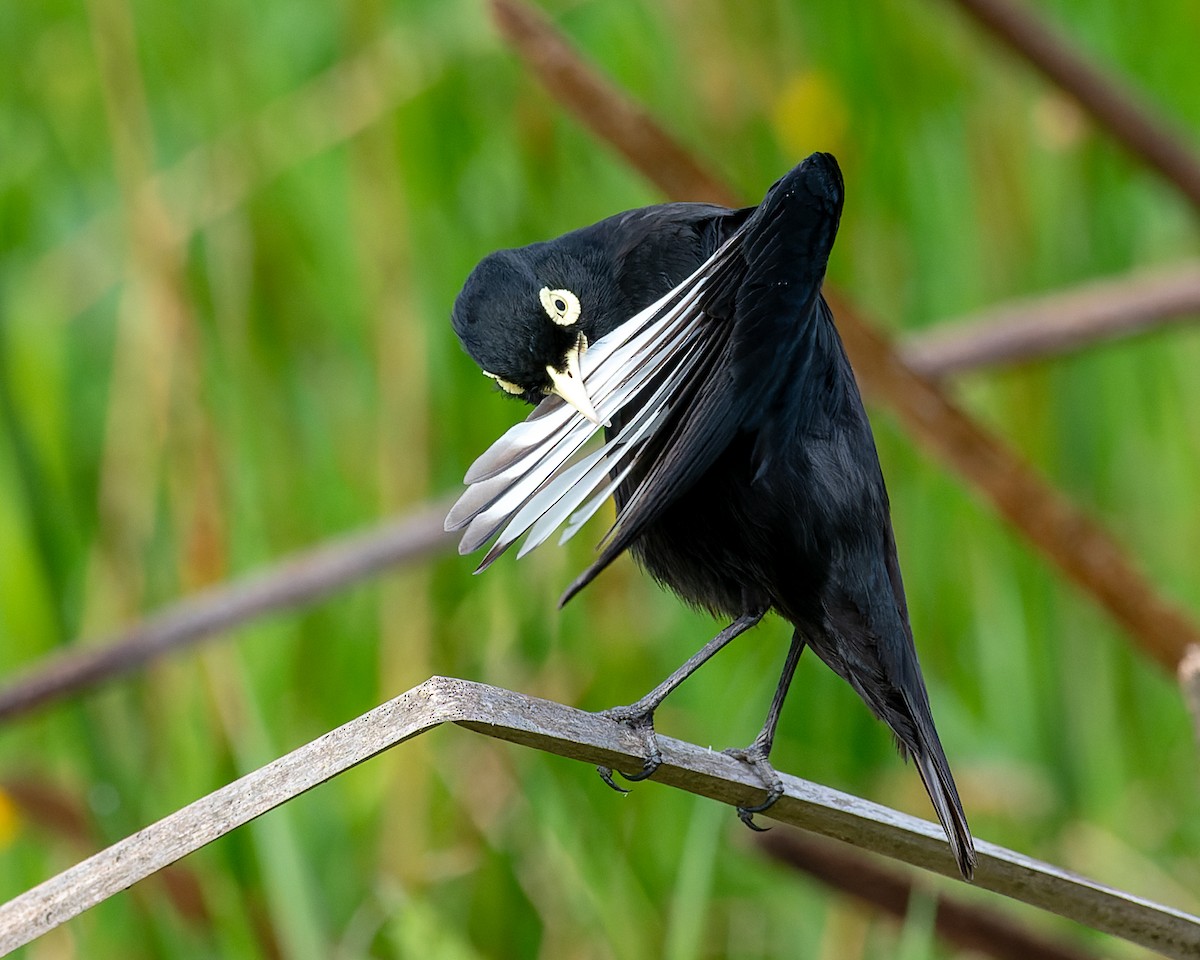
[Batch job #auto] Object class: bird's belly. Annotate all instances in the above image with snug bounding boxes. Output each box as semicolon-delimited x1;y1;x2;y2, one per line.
630;506;763;617
621;436;827;622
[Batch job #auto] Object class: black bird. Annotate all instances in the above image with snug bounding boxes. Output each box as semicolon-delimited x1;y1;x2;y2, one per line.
446;153;976;880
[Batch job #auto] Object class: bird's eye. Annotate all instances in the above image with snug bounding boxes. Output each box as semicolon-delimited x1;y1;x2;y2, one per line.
483;371;525;395
539;287;581;327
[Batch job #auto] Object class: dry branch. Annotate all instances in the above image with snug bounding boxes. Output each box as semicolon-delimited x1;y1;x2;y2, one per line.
489;0;1200;672
0;502;454;721
1;677;1196;957
945;0;1200;212
904;262;1200;376
757;829;1100;960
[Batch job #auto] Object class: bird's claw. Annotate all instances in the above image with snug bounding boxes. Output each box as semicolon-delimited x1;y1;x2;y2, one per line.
596;705;662;790
596;765;630;793
737;807;771;832
724;742;784;830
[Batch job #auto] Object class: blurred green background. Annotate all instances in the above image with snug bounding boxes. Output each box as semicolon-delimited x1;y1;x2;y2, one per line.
2;0;1200;956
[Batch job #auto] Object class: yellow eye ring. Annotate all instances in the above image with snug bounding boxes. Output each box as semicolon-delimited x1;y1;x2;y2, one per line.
539;287;581;326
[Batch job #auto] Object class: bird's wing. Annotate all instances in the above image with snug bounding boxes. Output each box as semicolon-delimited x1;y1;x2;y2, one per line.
447;157;843;594
559;161;843;600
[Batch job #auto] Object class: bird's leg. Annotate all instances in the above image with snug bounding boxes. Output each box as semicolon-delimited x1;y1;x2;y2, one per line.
597;609;765;791
724;630;807;830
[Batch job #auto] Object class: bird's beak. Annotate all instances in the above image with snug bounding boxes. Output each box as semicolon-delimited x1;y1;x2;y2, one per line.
546;335;602;425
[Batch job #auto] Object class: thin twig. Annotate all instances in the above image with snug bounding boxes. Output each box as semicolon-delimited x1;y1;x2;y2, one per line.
904;262;1200;377
489;0;739;208
945;0;1200;212
1;677;1197;957
757;829;1100;960
489;0;1200;672
489;0;738;208
0;502;455;721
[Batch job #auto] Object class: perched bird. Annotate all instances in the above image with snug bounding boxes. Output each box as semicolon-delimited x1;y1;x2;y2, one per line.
446;153;976;880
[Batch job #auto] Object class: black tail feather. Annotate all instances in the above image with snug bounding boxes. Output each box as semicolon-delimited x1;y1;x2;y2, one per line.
910;730;976;880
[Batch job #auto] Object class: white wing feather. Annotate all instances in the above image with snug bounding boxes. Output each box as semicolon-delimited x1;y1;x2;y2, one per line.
447;234;738;570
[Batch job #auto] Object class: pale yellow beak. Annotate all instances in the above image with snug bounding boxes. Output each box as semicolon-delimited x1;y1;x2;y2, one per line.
546;335;602;425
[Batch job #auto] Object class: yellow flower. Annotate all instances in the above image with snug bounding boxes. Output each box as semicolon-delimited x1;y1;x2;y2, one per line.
0;789;19;849
771;70;849;161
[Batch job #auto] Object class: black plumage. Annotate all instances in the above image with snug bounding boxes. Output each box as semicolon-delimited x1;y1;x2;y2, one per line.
447;153;976;880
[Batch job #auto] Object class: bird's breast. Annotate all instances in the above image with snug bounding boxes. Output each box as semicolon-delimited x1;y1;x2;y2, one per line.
615;410;886;626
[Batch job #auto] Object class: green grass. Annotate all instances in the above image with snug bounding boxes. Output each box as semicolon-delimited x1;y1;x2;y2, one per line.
3;0;1200;956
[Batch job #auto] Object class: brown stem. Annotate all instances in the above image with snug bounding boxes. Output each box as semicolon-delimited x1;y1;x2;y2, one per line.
903;262;1200;376
0;503;455;722
946;0;1200;212
490;0;738;208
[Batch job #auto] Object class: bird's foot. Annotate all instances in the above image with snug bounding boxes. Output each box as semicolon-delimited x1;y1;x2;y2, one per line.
723;737;784;832
595;704;662;792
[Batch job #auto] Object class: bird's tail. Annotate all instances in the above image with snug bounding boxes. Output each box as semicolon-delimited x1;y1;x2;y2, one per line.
907;720;976;880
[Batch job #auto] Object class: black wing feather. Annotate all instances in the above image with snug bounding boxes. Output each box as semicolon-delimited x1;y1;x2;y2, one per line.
560;161;844;603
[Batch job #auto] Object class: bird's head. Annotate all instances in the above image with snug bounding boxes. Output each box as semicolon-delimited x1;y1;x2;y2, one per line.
451;243;615;423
